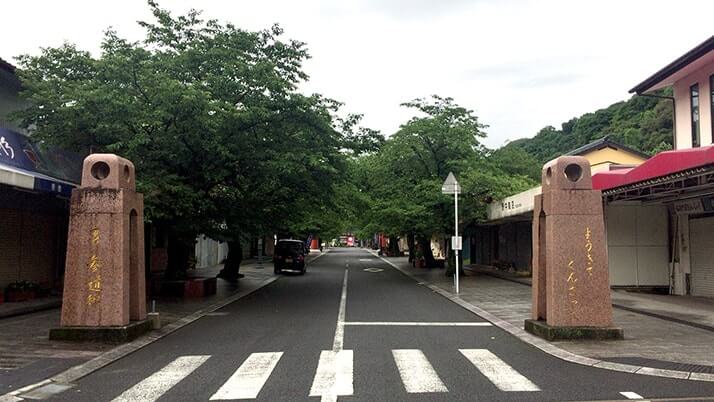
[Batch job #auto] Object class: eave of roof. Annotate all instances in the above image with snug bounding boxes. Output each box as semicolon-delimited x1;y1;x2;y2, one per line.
0;57;16;73
630;36;714;94
592;145;714;192
566;135;650;160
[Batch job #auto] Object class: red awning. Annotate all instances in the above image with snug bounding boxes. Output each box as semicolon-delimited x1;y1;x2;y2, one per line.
592;145;714;191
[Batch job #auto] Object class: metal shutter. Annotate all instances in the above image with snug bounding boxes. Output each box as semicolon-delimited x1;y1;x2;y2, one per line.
689;216;714;297
0;209;22;287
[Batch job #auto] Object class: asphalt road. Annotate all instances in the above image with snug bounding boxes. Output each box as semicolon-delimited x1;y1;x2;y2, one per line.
49;248;714;401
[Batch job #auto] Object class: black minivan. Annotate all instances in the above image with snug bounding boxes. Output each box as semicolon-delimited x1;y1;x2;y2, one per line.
273;239;307;275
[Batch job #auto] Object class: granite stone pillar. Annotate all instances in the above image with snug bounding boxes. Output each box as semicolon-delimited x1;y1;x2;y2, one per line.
52;154;149;340
526;156;622;340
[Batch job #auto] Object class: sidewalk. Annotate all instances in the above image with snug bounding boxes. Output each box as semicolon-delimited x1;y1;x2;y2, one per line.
468;264;714;332
381;256;714;374
0;259;281;393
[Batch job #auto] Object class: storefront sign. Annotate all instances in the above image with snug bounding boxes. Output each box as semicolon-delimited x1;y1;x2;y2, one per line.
0;128;39;171
487;186;541;221
673;199;704;215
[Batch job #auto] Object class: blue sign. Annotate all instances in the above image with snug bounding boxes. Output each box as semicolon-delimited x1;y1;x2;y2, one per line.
0;127;82;195
0;128;43;172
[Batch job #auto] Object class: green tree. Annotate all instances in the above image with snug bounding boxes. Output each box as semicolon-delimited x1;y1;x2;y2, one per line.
354;95;536;273
505;91;674;164
15;1;369;279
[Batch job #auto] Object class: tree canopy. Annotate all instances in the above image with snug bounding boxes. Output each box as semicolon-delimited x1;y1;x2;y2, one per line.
505;91;674;164
350;96;536;269
15;1;380;277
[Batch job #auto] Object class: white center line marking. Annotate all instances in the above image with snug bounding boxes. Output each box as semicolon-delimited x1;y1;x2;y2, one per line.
312;268;352;402
333;269;349;351
620;391;645;399
210;352;283;400
459;349;540;392
112;355;210;402
392;349;448;393
344;321;492;327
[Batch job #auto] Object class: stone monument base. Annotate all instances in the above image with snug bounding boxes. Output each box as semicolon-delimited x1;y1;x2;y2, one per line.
49;319;153;343
524;319;623;341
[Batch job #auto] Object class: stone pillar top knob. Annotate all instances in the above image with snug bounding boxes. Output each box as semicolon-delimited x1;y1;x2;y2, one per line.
81;153;136;191
541;155;592;192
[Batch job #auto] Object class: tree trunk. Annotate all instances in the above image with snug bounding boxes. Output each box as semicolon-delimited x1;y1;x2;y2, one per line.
165;231;191;280
218;239;244;281
388;235;400;256
407;233;416;262
418;236;438;268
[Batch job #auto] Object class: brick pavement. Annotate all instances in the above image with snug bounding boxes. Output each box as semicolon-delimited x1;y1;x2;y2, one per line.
0;260;277;393
383;256;714;368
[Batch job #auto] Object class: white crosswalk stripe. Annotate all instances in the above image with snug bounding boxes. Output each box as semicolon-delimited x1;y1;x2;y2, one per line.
210;352;284;400
111;355;210;402
459;349;540;392
392;349;448;393
309;350;354;398
107;348;543;400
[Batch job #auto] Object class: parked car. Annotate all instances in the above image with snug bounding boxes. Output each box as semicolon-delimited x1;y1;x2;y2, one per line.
274;239;307;275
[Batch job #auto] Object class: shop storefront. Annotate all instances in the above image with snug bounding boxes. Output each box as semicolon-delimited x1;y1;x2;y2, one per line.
0;128;80;291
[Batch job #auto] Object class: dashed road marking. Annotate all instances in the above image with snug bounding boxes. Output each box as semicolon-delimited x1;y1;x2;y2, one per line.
459;349;540;392
309;350;354;399
392;349;448;393
620;391;645;399
112;355;210;402
210;352;283;400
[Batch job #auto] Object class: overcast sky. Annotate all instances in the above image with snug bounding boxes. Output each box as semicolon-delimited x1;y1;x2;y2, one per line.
2;0;713;148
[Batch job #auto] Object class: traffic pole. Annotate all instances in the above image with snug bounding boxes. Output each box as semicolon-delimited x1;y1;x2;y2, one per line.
455;189;459;294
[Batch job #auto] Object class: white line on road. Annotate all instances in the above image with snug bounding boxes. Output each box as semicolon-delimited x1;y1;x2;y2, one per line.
112;355;210;402
344;321;492;327
309;350;354;398
333;269;349;351
620;391;645;399
209;352;283;400
392;349;448;393
459;349;540;392
312;268;352;402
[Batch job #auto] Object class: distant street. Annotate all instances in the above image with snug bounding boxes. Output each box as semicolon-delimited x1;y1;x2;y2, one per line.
50;248;714;401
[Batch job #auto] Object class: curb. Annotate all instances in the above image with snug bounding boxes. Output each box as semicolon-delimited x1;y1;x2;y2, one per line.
2;275;280;400
372;252;714;383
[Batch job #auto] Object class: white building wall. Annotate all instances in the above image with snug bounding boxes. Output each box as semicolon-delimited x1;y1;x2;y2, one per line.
195;235;229;268
606;203;670;287
673;62;714;149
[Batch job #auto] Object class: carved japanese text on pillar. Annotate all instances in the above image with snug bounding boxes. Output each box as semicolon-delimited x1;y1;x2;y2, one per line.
585;227;593;277
87;227;102;305
567;259;578;314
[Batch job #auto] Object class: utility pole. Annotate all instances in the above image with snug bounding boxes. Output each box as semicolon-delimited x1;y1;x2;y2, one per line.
441;172;461;294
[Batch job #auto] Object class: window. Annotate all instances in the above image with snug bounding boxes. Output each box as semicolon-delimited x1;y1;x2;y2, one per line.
711;75;714;144
691;83;700;147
